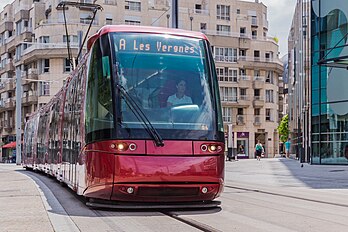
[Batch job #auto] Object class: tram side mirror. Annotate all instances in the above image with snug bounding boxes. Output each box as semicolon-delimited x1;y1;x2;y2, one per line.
102;56;111;79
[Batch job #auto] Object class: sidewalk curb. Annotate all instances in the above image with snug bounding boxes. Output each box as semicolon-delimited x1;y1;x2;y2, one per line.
24;172;80;232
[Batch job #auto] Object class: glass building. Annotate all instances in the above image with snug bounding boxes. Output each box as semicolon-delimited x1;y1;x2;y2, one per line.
312;0;348;164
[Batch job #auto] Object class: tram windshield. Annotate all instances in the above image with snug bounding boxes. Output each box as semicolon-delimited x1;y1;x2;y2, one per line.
85;32;223;143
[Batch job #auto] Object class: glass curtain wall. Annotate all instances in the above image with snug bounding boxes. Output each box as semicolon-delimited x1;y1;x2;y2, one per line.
311;0;348;164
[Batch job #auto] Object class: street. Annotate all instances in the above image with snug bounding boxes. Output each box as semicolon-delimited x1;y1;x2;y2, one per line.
2;158;348;232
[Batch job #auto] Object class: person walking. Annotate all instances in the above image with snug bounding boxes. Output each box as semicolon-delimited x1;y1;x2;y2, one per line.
285;138;291;158
255;140;264;161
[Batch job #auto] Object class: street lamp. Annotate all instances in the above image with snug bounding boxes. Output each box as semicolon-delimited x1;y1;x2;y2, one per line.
166;14;170;28
190;16;193;30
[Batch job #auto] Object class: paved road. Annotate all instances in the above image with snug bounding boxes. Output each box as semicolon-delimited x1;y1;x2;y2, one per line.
2;158;348;232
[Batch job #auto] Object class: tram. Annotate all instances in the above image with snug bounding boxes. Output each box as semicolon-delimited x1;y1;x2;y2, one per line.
23;25;225;207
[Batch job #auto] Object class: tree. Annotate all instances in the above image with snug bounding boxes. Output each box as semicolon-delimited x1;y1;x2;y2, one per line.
278;114;289;143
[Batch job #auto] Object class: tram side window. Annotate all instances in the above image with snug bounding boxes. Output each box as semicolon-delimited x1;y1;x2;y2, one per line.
85;38;113;143
37;113;49;163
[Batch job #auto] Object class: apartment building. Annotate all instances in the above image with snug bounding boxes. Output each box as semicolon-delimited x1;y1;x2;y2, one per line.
0;0;283;160
287;0;311;162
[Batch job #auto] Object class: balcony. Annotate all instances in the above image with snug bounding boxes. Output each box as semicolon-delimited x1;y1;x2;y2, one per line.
4;60;14;73
4;98;15;109
253;96;264;107
15;10;29;22
21;42;79;63
238;95;250;107
236;115;245;125
0;21;13;34
221;96;238;106
4;82;15;92
22;69;38;85
194;9;209;15
22;91;38;106
253;76;265;89
4;118;14;132
104;0;117;5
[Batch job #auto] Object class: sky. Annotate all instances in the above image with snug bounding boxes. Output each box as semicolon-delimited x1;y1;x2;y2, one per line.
256;0;297;57
0;0;296;56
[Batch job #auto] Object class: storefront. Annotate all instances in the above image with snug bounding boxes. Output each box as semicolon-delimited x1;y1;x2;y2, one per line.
1;141;16;163
237;132;249;158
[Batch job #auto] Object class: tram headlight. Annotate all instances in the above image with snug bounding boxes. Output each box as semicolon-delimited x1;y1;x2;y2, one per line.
127;187;134;194
201;144;223;153
209;145;217;152
201;187;208;194
117;143;125;151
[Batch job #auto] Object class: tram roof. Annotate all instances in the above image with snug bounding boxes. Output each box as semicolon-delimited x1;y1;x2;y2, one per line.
87;25;208;51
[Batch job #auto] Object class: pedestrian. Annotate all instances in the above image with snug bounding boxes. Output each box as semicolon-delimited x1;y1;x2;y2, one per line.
255;140;264;161
285;138;291;158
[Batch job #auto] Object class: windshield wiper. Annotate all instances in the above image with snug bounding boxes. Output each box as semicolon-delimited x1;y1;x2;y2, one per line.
116;84;164;147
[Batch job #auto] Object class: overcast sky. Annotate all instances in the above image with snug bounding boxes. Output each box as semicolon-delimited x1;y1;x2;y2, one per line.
0;0;296;56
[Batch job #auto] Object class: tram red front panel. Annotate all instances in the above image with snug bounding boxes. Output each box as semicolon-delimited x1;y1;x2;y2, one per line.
84;140;224;202
84;150;115;199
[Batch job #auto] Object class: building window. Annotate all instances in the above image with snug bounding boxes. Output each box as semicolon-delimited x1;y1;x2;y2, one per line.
216;25;230;36
266;108;273;121
44;59;50;73
217;5;230;20
254;50;260;61
214;47;237;62
64;58;71;72
200;23;207;32
265;90;274;103
240;88;247;100
266;71;274;83
239;49;246;60
80;13;95;24
63;35;78;43
265;52;271;61
125;20;141;25
251;16;257;25
237;9;240;14
252;30;257;39
254;108;260;115
39;59;50;73
40;82;50;96
40;36;50;43
240;27;247;37
254;89;261;100
217;67;237;82
222;107;232;122
106;17;113;25
125;1;141;11
220;87;237;102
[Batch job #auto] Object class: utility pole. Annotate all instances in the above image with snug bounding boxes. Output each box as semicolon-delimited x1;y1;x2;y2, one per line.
171;0;178;28
15;65;22;165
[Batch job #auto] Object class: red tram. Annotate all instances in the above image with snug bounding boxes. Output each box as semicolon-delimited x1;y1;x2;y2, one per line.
23;25;225;207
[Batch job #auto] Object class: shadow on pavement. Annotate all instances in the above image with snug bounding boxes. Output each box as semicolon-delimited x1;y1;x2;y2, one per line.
277;158;348;189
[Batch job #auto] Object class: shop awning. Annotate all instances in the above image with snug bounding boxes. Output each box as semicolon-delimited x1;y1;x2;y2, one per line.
2;141;16;149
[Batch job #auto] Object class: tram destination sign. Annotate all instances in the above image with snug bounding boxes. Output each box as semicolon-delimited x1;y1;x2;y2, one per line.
114;34;201;57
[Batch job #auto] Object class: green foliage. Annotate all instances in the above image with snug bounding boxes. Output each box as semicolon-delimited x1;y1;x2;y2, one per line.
278;114;289;143
273;37;279;43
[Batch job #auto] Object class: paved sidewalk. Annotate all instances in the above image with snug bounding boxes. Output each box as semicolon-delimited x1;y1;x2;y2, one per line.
0;164;53;232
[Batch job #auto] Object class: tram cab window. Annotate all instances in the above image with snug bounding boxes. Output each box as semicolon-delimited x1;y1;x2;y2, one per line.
85;38;114;143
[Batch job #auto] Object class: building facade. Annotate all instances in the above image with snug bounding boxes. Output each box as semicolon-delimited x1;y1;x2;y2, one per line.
0;0;283;161
311;0;348;164
288;0;311;162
